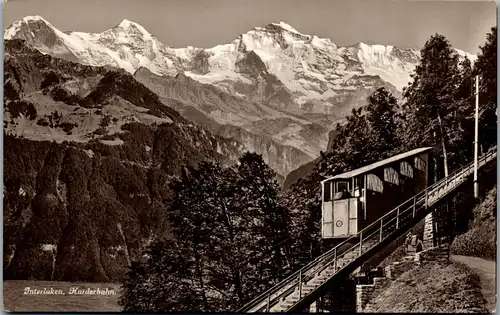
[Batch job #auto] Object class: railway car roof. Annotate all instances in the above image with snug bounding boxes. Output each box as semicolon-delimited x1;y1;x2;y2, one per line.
321;147;434;183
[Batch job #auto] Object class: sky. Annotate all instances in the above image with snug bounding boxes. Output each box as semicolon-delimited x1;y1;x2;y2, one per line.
3;0;497;54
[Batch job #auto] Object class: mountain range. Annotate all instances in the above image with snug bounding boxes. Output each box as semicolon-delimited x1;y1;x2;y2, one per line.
4;15;477;179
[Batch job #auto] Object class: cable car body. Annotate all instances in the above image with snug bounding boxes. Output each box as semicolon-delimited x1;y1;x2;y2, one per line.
320;147;433;239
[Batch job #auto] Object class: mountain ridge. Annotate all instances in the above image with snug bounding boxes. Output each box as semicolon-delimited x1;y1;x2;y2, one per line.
4;16;477;179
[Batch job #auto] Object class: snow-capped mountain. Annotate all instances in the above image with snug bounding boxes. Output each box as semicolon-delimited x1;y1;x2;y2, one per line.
4;16;184;74
4;16;477;172
5;16;475;94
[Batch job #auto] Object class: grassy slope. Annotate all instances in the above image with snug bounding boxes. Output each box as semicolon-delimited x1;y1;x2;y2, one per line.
450;187;497;260
363;261;487;313
3;281;122;312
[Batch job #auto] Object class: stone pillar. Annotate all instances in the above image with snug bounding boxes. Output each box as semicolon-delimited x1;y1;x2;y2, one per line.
384;265;393;279
422;212;435;249
356;284;374;313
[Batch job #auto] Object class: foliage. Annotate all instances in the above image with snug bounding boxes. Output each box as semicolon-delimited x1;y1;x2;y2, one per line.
365;87;400;156
400;34;464;170
119;240;202;312
450;187;496;260
50;87;84;106
6;100;37;120
4;80;20;101
40;71;60;90
473;27;497;149
120;153;291;312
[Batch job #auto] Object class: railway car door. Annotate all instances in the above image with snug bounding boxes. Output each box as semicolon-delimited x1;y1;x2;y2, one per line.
333;199;349;236
332;197;358;236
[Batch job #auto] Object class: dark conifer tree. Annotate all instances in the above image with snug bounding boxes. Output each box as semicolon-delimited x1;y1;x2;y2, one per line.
473;26;497;149
119;240;202;312
401;34;461;175
120;154;291;311
366;87;401;158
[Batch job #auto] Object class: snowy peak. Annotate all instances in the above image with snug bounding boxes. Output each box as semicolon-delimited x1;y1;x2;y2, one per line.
117;18;140;29
88;18;157;47
352;42;421;66
113;19;155;40
454;48;477;63
242;20;317;50
5;15;183;75
21;15;48;22
4;15;83;63
268;21;304;35
4;15;55;39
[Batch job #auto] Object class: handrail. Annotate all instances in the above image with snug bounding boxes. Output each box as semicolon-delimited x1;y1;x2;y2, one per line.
238;148;496;312
243;150;495;312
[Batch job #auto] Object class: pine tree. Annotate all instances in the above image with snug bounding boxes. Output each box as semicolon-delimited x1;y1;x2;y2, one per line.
473;26;497;149
168;161;251;310
119;239;203;312
365;87;400;157
166;162;227;310
236;152;292;285
281;172;324;270
120;154;291;311
449;56;474;166
401;34;461;175
330;107;371;168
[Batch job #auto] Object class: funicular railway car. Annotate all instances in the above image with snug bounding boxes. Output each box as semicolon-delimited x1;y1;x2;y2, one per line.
320;147;433;239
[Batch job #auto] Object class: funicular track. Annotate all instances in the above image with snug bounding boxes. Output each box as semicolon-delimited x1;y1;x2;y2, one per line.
238;148;497;313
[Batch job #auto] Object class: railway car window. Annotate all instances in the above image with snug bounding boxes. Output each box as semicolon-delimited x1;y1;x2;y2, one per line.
400;161;414;178
335;181;351;199
337;182;349;192
324;182;332;201
415;156;426;171
366;174;384;193
384;167;400;185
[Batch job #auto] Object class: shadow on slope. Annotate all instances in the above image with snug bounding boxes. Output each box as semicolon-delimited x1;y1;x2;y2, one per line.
363;261;487;313
450;187;497;261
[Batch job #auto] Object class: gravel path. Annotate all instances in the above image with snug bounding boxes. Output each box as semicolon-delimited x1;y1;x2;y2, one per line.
451;255;496;313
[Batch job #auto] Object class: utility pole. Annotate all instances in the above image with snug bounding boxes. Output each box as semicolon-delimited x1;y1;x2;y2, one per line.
474;75;479;200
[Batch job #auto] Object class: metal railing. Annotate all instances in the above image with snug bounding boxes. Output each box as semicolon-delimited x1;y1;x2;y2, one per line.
238;148;496;313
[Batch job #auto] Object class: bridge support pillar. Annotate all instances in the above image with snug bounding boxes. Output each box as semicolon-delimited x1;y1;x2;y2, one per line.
356;283;377;312
422;212;435;249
